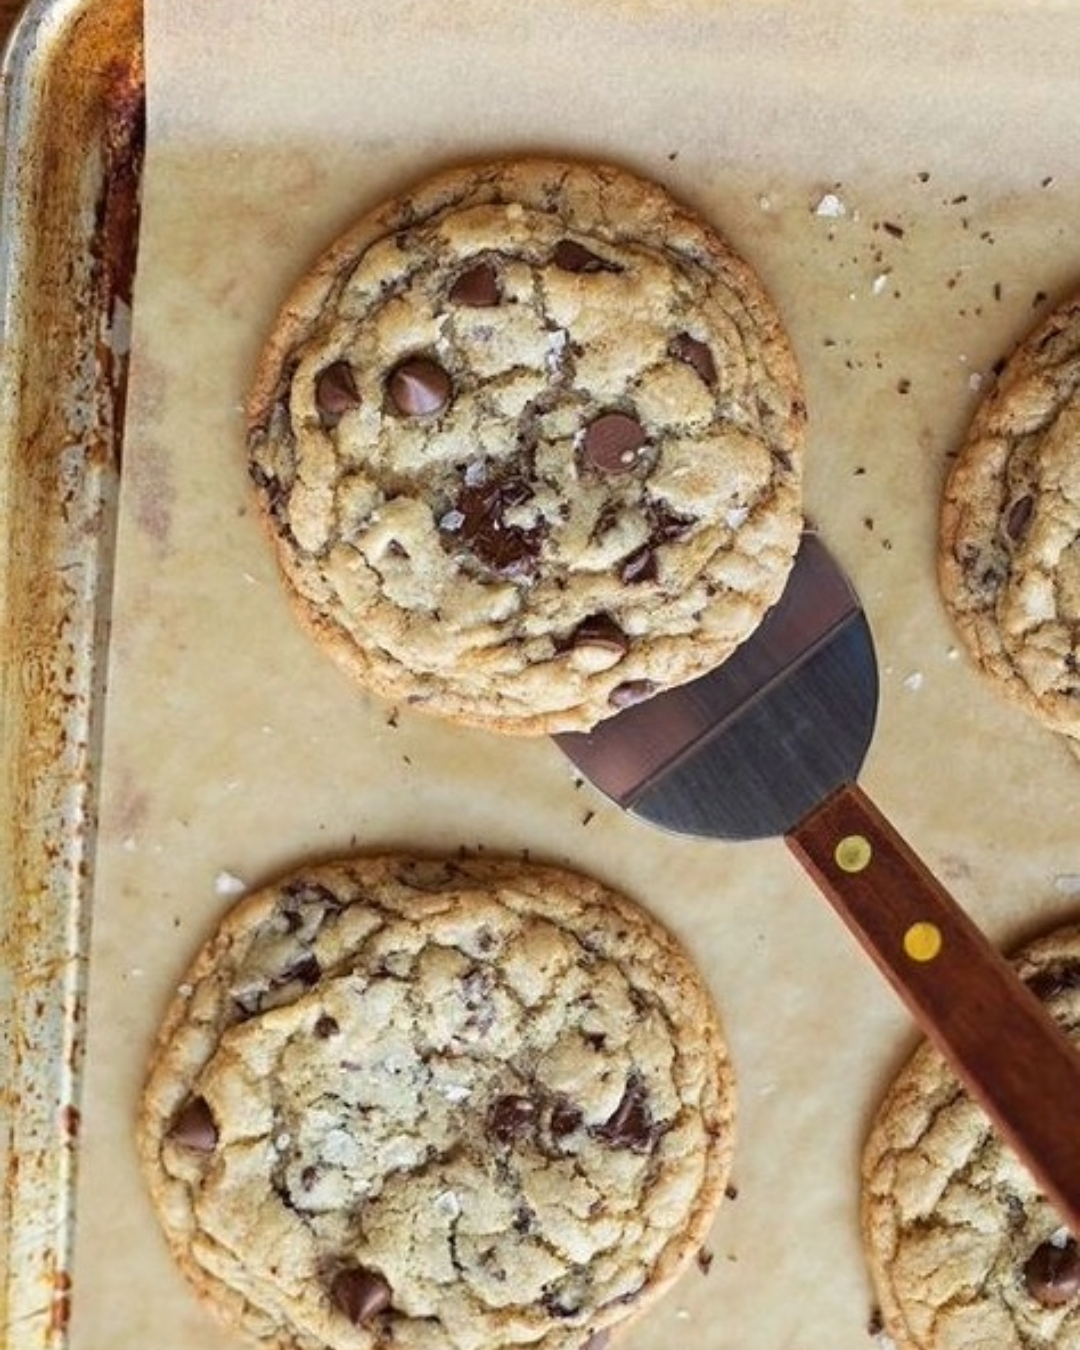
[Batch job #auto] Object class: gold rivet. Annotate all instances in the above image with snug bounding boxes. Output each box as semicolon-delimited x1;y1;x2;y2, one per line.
904;922;943;963
835;834;873;873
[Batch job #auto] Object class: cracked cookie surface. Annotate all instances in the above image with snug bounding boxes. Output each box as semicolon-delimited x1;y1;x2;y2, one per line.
247;158;805;734
138;855;734;1350
862;924;1080;1350
939;291;1080;742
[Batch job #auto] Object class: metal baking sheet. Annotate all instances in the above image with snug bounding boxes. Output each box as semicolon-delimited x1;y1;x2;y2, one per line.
0;0;141;1341
5;3;1080;1349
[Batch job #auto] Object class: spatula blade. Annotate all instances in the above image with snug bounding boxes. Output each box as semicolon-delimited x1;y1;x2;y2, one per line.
556;533;879;839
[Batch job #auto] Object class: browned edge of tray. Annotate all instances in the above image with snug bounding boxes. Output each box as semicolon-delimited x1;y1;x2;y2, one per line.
0;0;143;1342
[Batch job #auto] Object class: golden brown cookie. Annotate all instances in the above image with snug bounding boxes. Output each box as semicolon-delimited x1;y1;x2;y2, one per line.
862;923;1080;1350
939;290;1080;741
247;158;805;734
138;855;735;1350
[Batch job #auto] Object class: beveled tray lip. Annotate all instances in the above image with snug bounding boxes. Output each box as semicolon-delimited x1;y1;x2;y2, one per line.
0;0;143;1342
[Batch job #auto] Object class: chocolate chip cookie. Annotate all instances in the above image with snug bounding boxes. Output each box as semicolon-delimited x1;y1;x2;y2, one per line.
862;922;1080;1350
939;290;1080;741
247;158;805;734
138;855;735;1350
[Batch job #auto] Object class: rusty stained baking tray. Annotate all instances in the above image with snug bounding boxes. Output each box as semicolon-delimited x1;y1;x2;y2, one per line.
0;0;142;1342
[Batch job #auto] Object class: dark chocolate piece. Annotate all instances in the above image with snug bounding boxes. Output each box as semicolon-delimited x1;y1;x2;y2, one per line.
553;239;617;274
570;615;629;659
1005;494;1034;543
315;361;361;428
388;357;451;416
440;465;544;579
168;1096;217;1152
488;1094;537;1142
608;680;658;709
330;1267;393;1324
582;413;647;475
669;332;718;387
595;1076;655;1152
449;262;500;307
1024;1238;1080;1306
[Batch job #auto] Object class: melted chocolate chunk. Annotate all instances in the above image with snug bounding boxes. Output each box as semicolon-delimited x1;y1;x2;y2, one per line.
608;680;658;709
581;413;647;475
647;498;698;543
284;954;321;987
440;465;544;579
619;545;658;585
488;1094;538;1143
570;615;629;659
1024;1238;1080;1306
314;1014;340;1039
1005;494;1034;543
595;1077;655;1151
168;1096;217;1152
553;239;619;274
315;361;361;428
388;357;451;416
669;332;718;387
550;1098;584;1137
449;262;501;307
330;1266;393;1324
1025;962;1080;1002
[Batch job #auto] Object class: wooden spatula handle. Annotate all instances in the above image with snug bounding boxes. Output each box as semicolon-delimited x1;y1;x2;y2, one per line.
788;780;1080;1233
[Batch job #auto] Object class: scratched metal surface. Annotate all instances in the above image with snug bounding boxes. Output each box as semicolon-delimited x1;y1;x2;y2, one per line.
0;0;142;1342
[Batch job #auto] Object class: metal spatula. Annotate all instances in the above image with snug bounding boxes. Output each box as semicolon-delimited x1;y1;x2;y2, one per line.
557;531;1080;1231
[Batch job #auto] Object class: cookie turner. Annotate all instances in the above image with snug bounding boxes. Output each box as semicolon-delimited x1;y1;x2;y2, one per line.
557;530;1080;1232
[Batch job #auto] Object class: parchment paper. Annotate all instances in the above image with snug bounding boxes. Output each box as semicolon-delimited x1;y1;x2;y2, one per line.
71;3;1080;1347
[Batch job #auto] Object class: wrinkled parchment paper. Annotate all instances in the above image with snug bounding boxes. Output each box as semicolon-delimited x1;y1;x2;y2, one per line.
71;3;1080;1347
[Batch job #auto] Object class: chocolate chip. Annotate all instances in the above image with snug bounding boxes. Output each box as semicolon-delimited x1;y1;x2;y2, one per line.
488;1094;537;1142
168;1096;217;1152
609;680;658;709
581;412;647;475
550;1099;584;1137
449;262;500;306
1024;1238;1080;1306
388;357;451;416
570;615;629;659
1005;494;1034;542
330;1267;392;1324
314;1014;340;1039
619;545;658;585
440;465;544;579
669;332;718;387
553;239;617;273
595;1077;655;1151
315;361;360;428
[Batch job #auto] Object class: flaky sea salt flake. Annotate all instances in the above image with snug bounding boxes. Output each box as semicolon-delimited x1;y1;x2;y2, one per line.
814;191;848;219
215;870;247;898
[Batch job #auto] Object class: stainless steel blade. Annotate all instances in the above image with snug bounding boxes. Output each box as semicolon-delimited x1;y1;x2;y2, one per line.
556;532;879;839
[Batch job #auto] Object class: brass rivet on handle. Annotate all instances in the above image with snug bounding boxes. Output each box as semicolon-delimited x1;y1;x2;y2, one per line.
904;921;943;963
835;834;872;873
